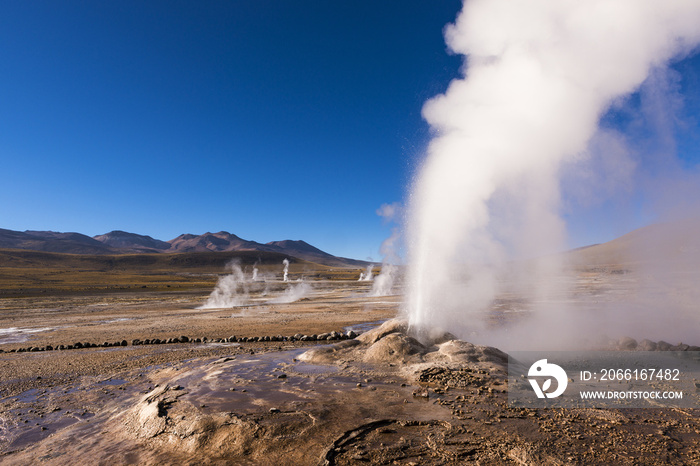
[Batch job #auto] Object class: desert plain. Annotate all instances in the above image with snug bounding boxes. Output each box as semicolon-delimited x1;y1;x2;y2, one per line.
1;229;700;465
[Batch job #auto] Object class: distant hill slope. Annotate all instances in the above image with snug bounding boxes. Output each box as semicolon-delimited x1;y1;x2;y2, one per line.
165;232;369;267
94;230;171;253
0;229;115;254
266;239;369;267
0;228;370;267
167;231;272;254
567;218;700;268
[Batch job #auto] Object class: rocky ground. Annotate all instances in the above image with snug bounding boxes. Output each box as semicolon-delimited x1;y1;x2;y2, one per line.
1;277;700;464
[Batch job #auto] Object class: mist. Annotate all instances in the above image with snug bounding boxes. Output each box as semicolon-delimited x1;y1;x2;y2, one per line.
404;0;700;348
199;261;250;309
358;265;374;282
282;259;289;282
371;203;403;297
269;282;312;304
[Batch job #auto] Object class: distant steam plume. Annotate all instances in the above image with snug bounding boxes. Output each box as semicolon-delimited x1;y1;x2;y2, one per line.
359;265;374;282
370;264;397;297
200;261;250;309
282;259;289;282
406;0;700;345
269;282;312;304
371;202;402;297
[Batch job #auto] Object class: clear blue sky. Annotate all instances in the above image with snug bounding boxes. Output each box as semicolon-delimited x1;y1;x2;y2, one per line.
1;1;699;259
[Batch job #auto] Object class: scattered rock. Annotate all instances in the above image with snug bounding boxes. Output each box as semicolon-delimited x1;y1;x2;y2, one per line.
618;337;638;350
638;339;657;351
657;340;672;351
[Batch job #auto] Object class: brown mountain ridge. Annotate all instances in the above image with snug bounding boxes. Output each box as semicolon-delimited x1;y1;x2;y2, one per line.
0;228;369;267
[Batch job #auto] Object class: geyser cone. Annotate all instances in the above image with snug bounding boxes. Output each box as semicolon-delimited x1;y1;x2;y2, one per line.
405;0;700;343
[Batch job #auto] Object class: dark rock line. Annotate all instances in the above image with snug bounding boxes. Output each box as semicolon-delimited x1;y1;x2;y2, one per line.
0;330;359;354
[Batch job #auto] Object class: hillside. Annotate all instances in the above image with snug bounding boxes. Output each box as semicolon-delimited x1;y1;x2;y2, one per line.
266;239;368;267
0;228;369;267
0;248;325;296
566;218;700;268
93;230;171;253
167;231;273;254
0;229;115;254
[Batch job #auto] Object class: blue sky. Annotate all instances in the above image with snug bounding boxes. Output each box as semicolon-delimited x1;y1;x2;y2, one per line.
1;1;699;260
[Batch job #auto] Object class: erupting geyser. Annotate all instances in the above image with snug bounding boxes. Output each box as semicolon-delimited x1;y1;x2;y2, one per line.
282;258;289;282
200;261;250;309
359;265;374;282
405;0;700;344
370;263;397;297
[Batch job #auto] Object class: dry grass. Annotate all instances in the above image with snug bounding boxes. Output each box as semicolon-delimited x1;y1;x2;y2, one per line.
0;248;371;297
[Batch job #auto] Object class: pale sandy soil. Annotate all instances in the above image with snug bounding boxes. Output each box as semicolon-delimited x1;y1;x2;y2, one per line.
1;273;700;465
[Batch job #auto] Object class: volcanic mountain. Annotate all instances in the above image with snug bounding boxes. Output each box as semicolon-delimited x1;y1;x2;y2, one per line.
93;230;171;253
166;232;367;267
0;229;114;255
167;231;268;254
0;228;369;267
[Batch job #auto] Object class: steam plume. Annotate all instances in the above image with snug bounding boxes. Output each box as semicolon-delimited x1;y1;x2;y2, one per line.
370;263;397;297
371;202;402;296
359;265;374;282
406;0;700;343
200;261;249;309
269;282;312;304
282;258;289;282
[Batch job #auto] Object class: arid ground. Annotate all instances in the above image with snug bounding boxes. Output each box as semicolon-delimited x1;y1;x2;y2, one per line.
1;242;700;465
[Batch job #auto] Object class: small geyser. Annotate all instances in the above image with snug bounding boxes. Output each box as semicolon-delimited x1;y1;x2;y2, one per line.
269;282;312;304
370;264;397;297
282;259;289;282
252;266;259;281
199;261;250;309
371;203;402;297
405;0;700;347
359;265;373;282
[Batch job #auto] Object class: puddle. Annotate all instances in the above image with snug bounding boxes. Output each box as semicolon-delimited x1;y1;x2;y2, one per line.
97;318;133;325
97;378;128;386
0;327;55;344
0;409;95;453
343;320;387;334
292;363;339;375
171;348;370;415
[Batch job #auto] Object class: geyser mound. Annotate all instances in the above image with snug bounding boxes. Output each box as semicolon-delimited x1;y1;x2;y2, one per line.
299;318;509;377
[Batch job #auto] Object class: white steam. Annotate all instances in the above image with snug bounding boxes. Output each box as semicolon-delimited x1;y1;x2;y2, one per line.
371;202;403;296
269;282;312;304
282;258;289;282
406;0;700;344
370;264;398;297
199;262;250;309
359;265;374;282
